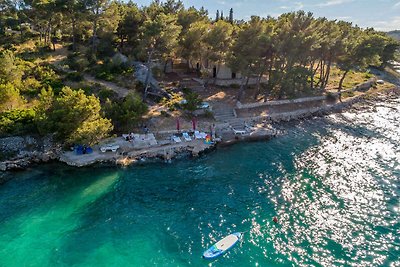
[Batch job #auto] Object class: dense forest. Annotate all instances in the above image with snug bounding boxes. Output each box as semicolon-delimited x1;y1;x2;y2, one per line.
0;0;399;145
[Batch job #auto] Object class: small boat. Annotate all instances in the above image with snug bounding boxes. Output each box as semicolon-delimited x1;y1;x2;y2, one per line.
203;232;243;260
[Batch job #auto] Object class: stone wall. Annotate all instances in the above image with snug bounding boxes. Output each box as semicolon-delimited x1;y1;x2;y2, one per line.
236;95;327;109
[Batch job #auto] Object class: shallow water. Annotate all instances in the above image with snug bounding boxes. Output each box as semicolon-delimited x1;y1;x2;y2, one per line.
0;99;399;266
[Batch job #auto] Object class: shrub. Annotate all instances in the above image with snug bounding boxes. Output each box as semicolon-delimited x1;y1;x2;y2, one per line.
151;66;163;78
364;73;374;79
67;53;90;72
95;71;115;81
182;91;202;114
103;92;148;131
21;77;43;97
0;83;25;112
342;91;355;98
326;92;337;102
160;110;170;117
98;88;118;101
160;92;183;111
45;87;113;145
0;108;36;136
65;72;84;82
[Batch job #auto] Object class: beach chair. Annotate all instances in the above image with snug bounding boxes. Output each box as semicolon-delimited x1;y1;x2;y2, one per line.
194;131;202;139
172;136;182;143
232;128;247;135
100;145;120;152
183;132;192;141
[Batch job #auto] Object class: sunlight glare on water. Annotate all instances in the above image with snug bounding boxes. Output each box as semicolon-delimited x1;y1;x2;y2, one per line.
0;98;399;266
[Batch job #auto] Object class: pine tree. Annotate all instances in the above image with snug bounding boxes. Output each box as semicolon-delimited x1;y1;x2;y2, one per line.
229;8;233;23
220;11;224;20
215;10;219;22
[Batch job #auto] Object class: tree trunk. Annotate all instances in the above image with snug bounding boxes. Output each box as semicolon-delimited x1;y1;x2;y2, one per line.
143;48;155;100
254;70;265;100
338;69;349;91
338;69;349;103
236;76;247;101
92;7;99;54
72;17;76;51
322;60;332;89
264;61;274;102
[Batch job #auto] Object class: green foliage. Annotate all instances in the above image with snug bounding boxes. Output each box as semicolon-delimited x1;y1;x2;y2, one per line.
33;65;63;91
93;60;134;82
138;12;182;62
0;50;24;84
44;87;113;145
96;71;115;82
21;78;43;97
161;92;183;111
326;92;337;102
65;72;84;82
182;90;201;113
205;20;234;65
98;88;118;101
67;53;90;72
0;83;24;112
342;90;355;98
104;92;148;131
0;108;36;136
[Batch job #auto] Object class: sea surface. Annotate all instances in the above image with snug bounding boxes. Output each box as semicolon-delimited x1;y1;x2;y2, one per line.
0;98;399;267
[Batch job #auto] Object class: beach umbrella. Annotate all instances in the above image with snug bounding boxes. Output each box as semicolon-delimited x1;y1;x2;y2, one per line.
192;118;196;131
176;117;180;132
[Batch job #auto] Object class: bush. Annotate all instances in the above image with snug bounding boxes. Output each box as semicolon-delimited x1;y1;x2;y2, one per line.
98;88;118;101
21;77;43;97
326;92;337;102
44;87;113;145
33;65;63;90
67;53;90;72
0;83;25;112
182;91;202;113
160;110;170;117
95;71;115;81
342;91;355;98
0;108;36;136
364;73;374;79
103;92;148;131
65;72;84;82
160;92;183;111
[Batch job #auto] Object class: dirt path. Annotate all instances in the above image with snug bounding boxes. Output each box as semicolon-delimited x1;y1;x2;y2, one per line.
83;74;131;98
48;45;131;98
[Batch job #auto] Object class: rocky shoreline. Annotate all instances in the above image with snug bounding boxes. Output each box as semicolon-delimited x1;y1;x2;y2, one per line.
1;87;399;172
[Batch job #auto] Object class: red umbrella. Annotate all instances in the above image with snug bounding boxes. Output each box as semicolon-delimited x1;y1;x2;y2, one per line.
192;118;196;131
176;117;180;132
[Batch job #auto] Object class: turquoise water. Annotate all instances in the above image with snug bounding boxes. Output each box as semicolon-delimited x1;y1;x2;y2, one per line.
1;99;399;267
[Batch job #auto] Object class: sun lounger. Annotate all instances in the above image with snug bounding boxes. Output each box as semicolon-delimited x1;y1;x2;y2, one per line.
172;136;182;143
183;132;192;141
100;145;120;152
232;128;247;135
194;131;207;139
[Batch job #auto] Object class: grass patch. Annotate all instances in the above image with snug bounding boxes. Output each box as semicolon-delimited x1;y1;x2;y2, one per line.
324;66;374;91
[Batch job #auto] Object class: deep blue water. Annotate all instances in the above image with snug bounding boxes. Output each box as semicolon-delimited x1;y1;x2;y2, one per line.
0;99;399;266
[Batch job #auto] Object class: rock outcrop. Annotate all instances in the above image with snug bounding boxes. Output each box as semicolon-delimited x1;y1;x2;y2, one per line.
0;135;61;171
